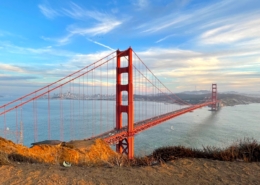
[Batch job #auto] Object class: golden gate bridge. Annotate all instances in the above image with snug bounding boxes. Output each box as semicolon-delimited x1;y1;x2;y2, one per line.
0;47;219;159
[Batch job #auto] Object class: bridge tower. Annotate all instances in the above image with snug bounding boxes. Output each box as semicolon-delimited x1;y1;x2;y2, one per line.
116;47;134;159
211;84;217;111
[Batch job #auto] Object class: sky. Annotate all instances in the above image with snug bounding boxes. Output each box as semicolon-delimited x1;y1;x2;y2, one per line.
0;0;260;96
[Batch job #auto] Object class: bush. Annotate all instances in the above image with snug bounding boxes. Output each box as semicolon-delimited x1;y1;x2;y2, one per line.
151;138;260;163
8;153;39;163
0;151;10;165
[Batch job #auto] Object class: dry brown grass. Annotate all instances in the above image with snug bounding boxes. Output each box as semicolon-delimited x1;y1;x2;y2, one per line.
0;137;118;166
0;151;10;165
152;138;260;163
1;137;260;167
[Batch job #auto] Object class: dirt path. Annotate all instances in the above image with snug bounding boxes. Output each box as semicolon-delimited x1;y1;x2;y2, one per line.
1;158;260;185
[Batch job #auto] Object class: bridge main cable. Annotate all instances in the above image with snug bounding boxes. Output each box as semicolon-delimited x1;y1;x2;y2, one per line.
132;50;192;106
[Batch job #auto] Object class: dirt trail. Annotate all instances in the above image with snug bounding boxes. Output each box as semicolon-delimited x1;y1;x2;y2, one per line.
1;158;260;185
1;137;260;184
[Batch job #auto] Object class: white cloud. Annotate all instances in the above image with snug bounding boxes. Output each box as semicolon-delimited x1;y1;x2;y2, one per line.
137;0;233;34
87;39;115;50
45;2;123;45
0;30;11;37
142;15;191;33
132;47;260;92
200;17;260;45
63;2;118;23
155;34;175;43
68;21;121;36
0;64;26;73
38;4;60;19
134;0;149;10
1;45;259;94
0;42;76;57
67;50;114;67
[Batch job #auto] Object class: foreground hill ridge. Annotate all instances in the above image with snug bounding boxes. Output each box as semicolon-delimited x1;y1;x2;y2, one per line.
0;137;118;165
1;137;260;184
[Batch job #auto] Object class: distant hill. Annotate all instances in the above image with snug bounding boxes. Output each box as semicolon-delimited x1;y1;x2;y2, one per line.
218;93;260;106
181;90;210;95
134;92;260;106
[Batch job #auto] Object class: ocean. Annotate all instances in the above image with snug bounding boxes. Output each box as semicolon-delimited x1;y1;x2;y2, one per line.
1;97;260;155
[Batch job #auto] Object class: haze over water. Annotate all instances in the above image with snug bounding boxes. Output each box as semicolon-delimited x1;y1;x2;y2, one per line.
135;103;260;155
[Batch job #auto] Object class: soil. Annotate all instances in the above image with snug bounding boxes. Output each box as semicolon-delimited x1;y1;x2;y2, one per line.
1;158;260;185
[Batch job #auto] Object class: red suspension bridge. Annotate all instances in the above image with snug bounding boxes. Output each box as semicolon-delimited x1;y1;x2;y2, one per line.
0;47;219;159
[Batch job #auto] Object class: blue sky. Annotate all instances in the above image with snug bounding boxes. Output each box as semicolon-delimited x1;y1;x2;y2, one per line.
0;0;260;95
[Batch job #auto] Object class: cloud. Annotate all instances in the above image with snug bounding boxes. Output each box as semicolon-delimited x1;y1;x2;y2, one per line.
66;50;115;68
0;62;54;78
132;47;260;92
38;4;60;19
48;3;123;45
134;0;149;10
142;15;191;34
0;75;38;81
155;34;175;43
0;42;76;57
136;0;254;36
87;39;115;50
0;30;12;37
62;2;116;22
68;21;121;36
200;15;260;45
0;64;26;73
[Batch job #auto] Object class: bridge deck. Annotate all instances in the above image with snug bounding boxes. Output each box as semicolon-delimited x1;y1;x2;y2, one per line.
87;101;217;144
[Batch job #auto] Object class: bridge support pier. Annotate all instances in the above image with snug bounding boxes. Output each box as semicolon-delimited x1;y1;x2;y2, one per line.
116;47;134;159
211;84;218;111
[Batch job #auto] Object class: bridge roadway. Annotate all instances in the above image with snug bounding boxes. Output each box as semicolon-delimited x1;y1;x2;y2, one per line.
87;101;217;145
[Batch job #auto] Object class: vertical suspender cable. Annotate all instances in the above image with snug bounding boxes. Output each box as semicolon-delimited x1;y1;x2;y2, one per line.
4;106;6;138
16;108;18;143
100;64;102;134
107;57;108;131
83;72;85;136
48;87;51;139
70;78;72;140
78;73;80;138
92;64;94;137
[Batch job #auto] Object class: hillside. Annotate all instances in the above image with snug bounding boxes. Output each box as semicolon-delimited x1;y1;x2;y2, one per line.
135;93;260;106
1;137;260;184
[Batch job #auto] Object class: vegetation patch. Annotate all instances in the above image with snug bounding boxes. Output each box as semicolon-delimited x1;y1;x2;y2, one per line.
152;138;260;163
0;137;118;166
0;151;10;165
1;137;260;167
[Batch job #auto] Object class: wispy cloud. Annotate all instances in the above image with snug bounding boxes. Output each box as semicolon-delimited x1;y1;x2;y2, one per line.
0;75;38;81
0;64;26;73
42;2;122;45
62;2;116;22
200;15;260;45
137;0;243;35
155;34;175;43
134;0;149;10
66;50;114;68
0;30;12;37
133;46;260;92
142;15;191;33
38;4;60;19
87;39;115;50
68;21;121;36
0;42;76;57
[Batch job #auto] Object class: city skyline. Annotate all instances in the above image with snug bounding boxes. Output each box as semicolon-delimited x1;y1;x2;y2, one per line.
0;0;260;96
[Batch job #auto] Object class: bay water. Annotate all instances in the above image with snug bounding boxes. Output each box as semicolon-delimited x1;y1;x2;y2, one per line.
1;97;260;155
